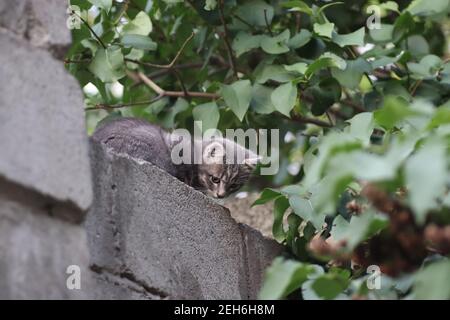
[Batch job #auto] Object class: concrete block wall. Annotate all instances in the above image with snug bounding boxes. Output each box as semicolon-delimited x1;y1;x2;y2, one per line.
0;0;284;299
86;142;283;299
0;0;93;298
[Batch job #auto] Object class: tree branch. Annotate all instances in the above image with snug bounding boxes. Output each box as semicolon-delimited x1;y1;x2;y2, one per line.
71;10;106;49
124;32;195;69
264;9;273;36
291;114;333;128
136;72;219;99
340;99;365;113
217;0;238;79
85;96;164;111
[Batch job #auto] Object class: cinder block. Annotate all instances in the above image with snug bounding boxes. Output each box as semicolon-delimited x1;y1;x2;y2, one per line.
0;31;92;220
0;179;93;299
87;141;284;299
90;269;163;300
239;224;284;299
0;0;72;51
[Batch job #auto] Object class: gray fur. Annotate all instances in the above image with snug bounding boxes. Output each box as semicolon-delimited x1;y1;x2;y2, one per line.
92;118;257;198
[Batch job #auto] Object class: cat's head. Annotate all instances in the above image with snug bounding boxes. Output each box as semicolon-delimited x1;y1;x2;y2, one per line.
196;139;260;198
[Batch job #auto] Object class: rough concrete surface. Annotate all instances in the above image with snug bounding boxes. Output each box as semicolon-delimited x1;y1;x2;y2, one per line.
86;141;284;299
0;0;72;54
0;179;93;299
0;0;283;300
0;1;94;299
0;31;93;217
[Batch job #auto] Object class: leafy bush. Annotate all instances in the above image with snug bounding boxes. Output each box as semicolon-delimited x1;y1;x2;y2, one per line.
67;0;450;300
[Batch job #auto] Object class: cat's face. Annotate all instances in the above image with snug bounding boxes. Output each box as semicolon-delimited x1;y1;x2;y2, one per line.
197;163;253;198
197;140;259;198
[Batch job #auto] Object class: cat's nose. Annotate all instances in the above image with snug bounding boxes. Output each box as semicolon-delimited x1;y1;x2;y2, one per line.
217;192;226;198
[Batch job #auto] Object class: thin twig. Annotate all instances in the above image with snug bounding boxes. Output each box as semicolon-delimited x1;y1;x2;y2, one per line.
232;14;255;31
291;114;333;128
85;97;164;111
217;0;238;78
64;58;91;64
348;47;375;89
136;72;164;94
341;99;365;113
71;10;106;49
325;110;335;126
147;62;204;79
113;0;130;24
409;79;422;97
264;9;273;36
136;72;220;99
330;108;348;120
172;68;189;98
124;32;195;69
295;12;301;33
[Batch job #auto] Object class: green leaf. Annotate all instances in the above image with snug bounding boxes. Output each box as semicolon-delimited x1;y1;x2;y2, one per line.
88;47;125;83
284;62;308;75
407;54;442;78
252;188;281;206
332;27;365;47
204;0;217;11
235;0;274;27
260;29;291;55
259;258;315;299
121;34;157;50
273;196;289;241
159;98;189;128
250;84;276;114
393;12;415;42
369;24;394;43
289;195;316;226
122;11;152;35
331;58;372;89
380;1;400;13
288;30;312;49
88;0;112;12
222;80;252;121
313;22;334;38
305;53;346;77
232;32;262;57
281;1;313;15
374;96;415;130
440;63;450;84
414;260;450;299
311;272;350;300
193;101;220;132
427;106;450;129
370;55;399;69
405;35;430;58
271;82;298;117
405;138;447;224
317;1;344;15
345;112;375;146
309;78;341;116
407;0;450;17
254;63;296;84
280;185;306;196
331;213;387;250
328;151;399;182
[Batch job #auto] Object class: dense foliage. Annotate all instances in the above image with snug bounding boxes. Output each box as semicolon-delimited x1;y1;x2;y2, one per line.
68;0;450;299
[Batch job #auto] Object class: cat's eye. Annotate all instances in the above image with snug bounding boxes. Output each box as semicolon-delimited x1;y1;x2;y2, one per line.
210;176;220;184
230;184;238;189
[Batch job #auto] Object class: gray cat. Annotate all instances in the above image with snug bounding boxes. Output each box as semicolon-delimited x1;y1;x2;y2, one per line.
91;117;258;198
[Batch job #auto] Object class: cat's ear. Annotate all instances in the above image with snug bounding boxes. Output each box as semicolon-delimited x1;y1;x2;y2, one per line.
203;141;224;164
